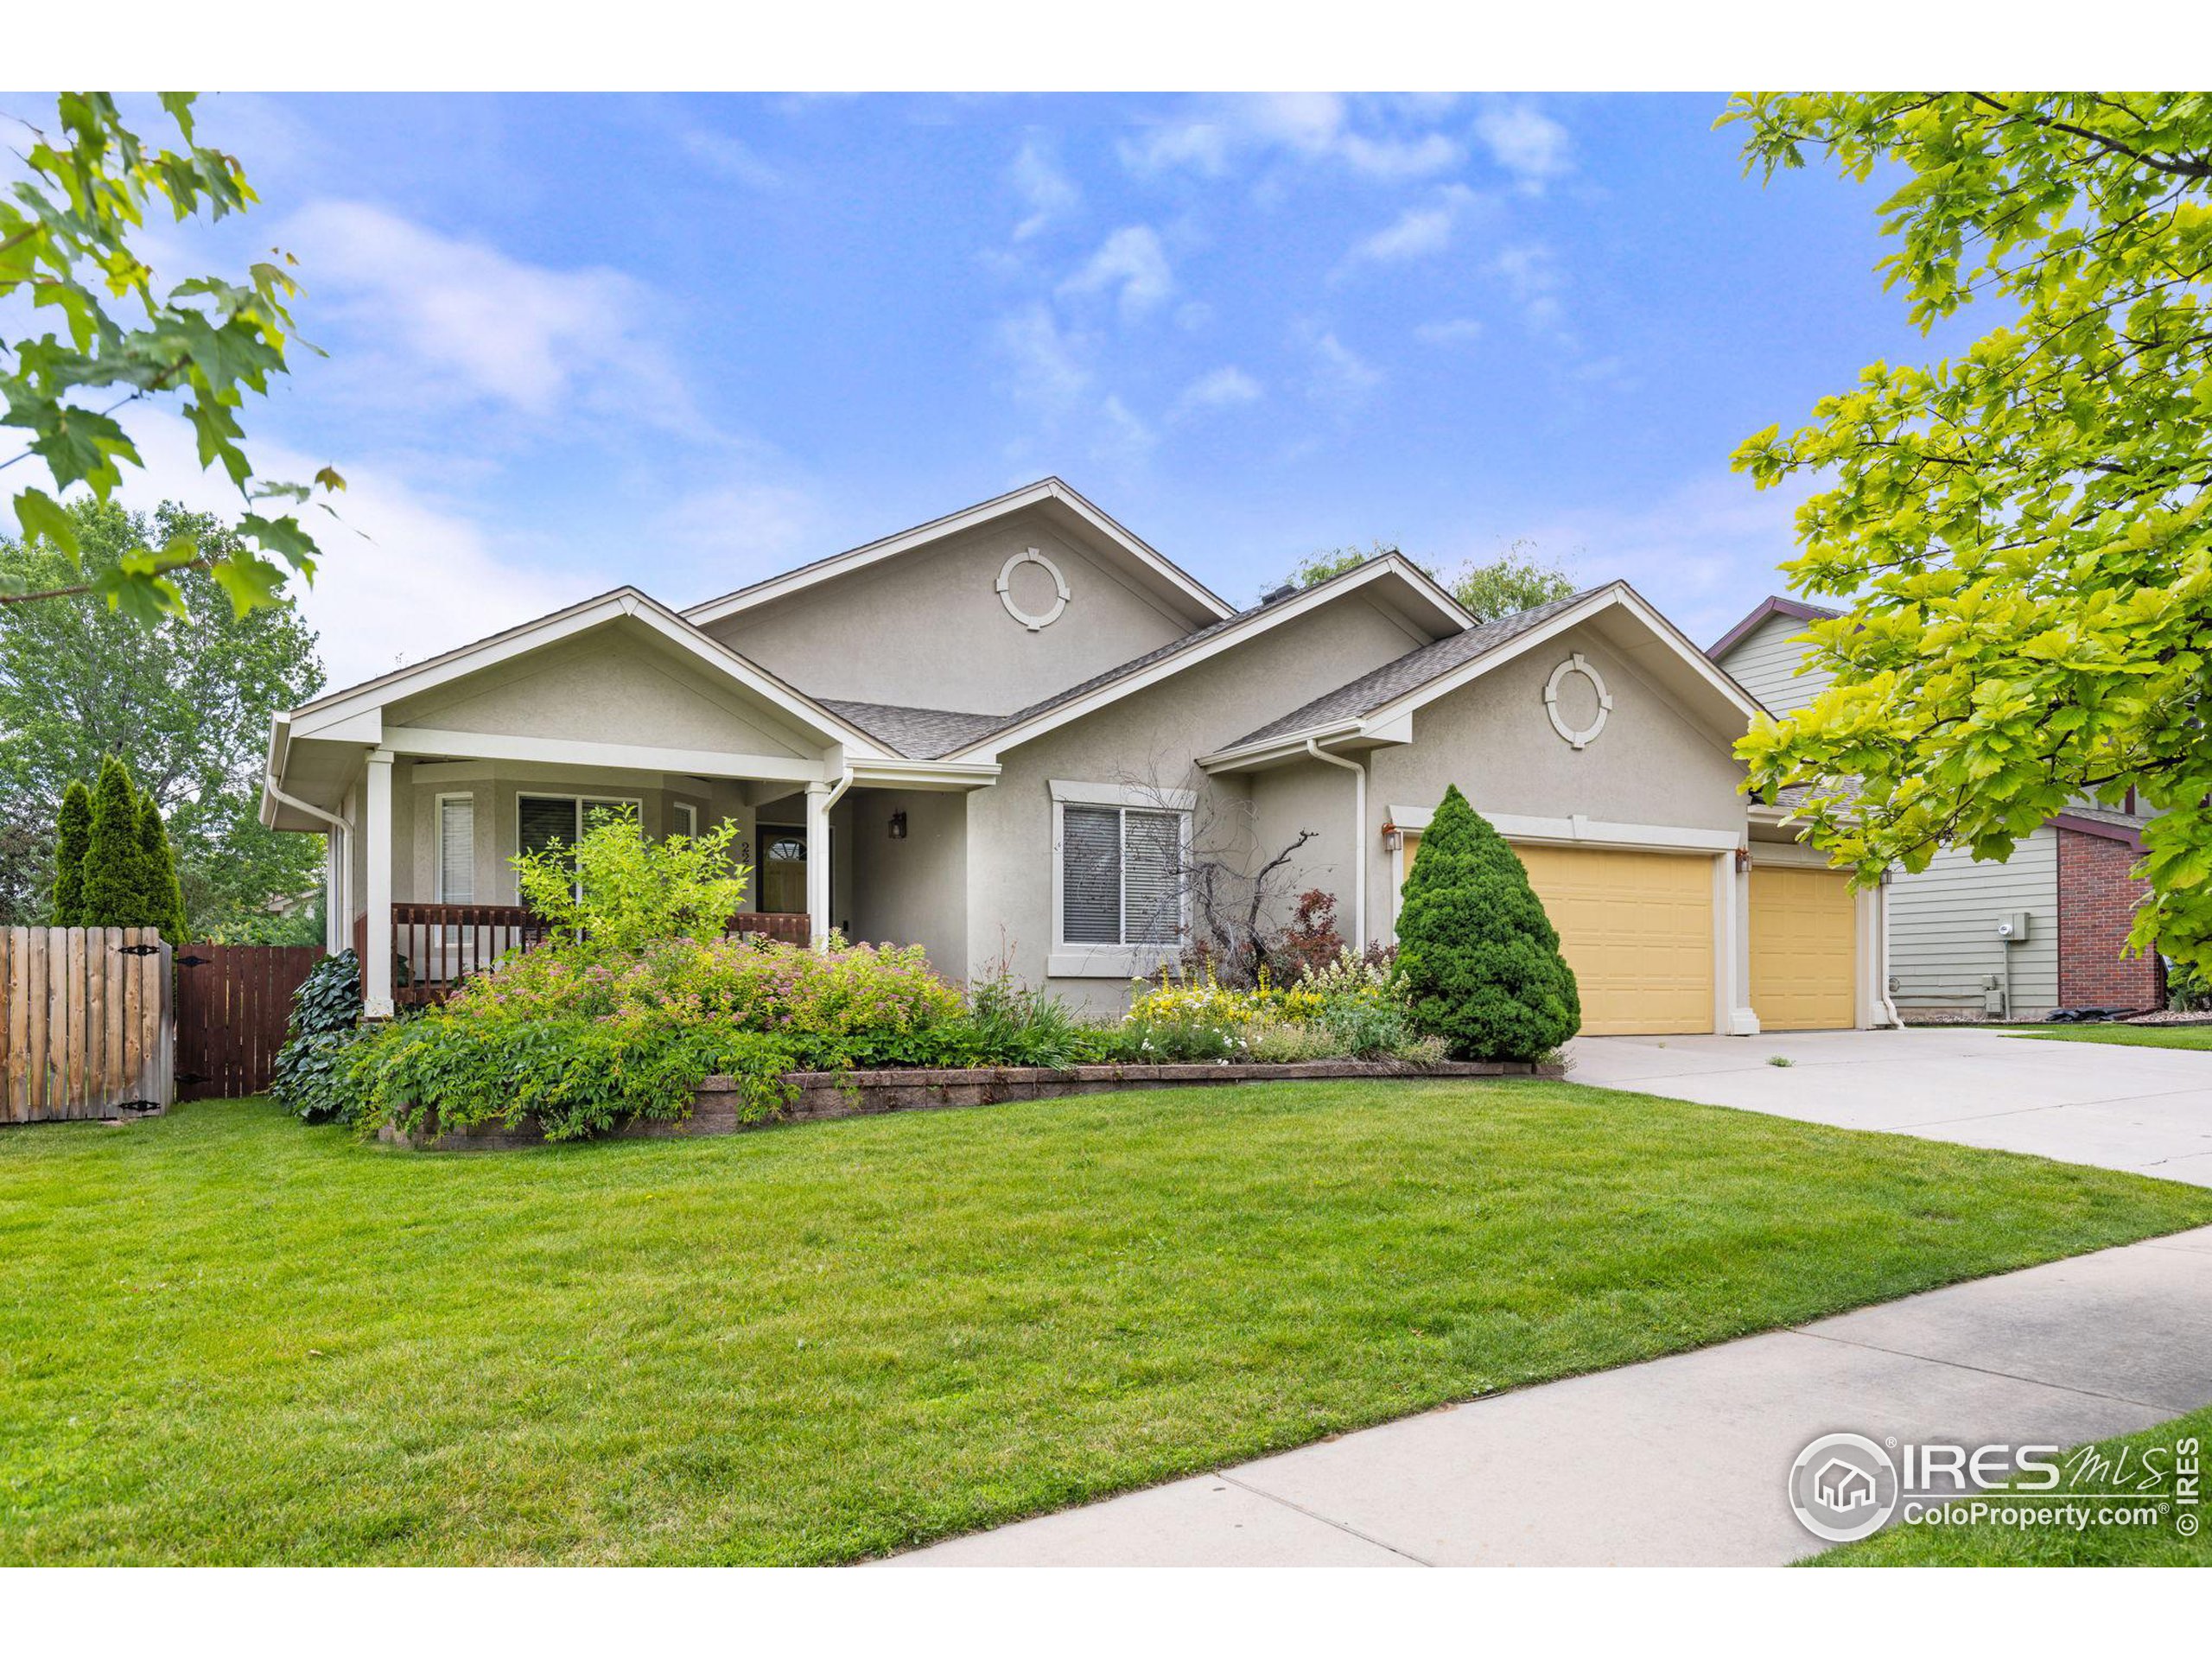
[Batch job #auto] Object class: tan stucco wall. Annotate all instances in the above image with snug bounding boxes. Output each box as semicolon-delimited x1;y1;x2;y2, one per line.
393;629;812;760
699;507;1198;715
1358;622;1749;938
840;786;969;976
966;594;1430;1011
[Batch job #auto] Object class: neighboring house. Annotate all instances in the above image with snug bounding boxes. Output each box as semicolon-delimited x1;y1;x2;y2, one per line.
1709;595;2163;1020
262;479;1893;1033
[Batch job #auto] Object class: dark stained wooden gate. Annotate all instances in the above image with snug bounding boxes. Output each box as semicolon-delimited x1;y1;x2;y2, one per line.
173;944;322;1101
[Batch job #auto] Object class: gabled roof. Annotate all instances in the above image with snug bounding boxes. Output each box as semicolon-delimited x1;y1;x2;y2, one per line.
1707;594;1842;661
277;586;892;760
1202;581;1765;768
682;476;1235;631
932;550;1475;760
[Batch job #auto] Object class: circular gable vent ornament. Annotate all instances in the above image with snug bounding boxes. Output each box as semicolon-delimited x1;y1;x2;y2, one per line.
1543;652;1613;749
996;548;1070;631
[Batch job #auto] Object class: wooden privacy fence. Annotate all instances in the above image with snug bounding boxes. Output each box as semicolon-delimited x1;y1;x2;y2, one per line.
173;944;322;1101
0;926;174;1123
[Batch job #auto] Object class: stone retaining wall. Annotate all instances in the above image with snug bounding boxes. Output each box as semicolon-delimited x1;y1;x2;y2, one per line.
384;1058;1560;1152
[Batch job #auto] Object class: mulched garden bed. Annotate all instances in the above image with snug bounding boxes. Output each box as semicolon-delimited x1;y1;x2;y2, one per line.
384;1058;1561;1151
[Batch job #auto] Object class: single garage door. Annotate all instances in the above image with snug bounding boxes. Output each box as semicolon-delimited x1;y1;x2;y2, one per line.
1512;843;1715;1036
1750;865;1857;1030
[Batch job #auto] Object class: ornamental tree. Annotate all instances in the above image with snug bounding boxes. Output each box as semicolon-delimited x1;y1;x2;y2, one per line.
1394;784;1580;1060
1724;93;2212;962
137;791;188;945
79;756;143;926
512;808;753;961
48;780;91;925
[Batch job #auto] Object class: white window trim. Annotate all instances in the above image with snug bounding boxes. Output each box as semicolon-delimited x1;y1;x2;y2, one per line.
514;792;644;899
673;802;698;839
1048;784;1194;977
433;791;476;904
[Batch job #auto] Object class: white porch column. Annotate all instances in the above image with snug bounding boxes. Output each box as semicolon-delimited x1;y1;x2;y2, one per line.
1718;849;1761;1035
364;748;395;1017
804;780;832;947
324;829;346;956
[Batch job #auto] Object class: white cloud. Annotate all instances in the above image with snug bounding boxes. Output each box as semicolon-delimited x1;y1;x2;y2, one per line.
1120;94;1462;183
1093;395;1158;465
1009;137;1079;240
1058;225;1174;321
1482;471;1821;646
1171;365;1264;421
1490;242;1573;341
1305;329;1383;405
994;303;1090;410
87;408;596;691
1415;318;1484;347
1473;102;1573;190
282;200;696;430
1342;184;1480;270
681;129;783;189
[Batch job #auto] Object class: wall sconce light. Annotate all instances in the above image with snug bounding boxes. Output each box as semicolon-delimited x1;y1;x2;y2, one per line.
1734;847;1752;874
1381;824;1402;853
888;810;908;841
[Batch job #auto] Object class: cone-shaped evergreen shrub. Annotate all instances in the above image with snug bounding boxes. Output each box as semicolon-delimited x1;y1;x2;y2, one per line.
49;780;92;925
79;756;145;927
1394;783;1580;1060
137;792;188;944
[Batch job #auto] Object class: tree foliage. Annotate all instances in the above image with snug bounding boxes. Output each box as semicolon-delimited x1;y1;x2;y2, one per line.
1724;93;2212;960
137;791;188;944
79;756;144;927
48;780;91;925
0;92;343;623
0;498;325;933
1394;785;1580;1060
512;808;753;961
1277;539;1575;620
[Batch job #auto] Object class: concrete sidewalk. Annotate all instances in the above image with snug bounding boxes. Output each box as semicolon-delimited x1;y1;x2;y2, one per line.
1569;1027;2212;1185
874;1227;2212;1566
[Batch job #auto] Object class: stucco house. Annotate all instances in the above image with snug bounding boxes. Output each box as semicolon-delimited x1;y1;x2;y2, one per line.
1709;595;2163;1021
261;479;1894;1034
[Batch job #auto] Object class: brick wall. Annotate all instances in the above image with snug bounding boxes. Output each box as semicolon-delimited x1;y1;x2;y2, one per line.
2056;829;2164;1009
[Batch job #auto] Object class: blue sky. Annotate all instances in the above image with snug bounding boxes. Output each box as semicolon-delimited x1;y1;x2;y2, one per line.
82;92;1936;688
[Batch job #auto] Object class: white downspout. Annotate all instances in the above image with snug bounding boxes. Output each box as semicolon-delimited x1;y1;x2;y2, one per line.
1305;738;1368;949
267;773;354;957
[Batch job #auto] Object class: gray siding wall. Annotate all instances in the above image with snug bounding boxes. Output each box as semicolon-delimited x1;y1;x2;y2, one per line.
1718;613;1833;715
840;785;969;977
1888;829;2060;1016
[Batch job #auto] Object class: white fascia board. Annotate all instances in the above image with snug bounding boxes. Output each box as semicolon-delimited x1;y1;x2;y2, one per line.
383;726;834;784
1383;804;1741;853
849;759;1002;791
957;560;1448;764
285;588;888;760
1196;719;1366;773
1049;778;1200;810
683;478;1234;629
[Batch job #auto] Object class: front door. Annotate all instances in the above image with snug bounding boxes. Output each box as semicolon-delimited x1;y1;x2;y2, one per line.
760;825;808;914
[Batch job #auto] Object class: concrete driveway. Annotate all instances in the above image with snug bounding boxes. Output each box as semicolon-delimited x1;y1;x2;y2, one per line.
1569;1026;2212;1185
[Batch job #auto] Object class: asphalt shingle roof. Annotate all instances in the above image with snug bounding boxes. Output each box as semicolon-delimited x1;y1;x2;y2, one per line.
1220;587;1603;751
817;700;1009;760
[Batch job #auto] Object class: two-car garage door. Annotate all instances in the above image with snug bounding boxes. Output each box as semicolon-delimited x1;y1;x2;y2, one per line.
1401;835;1860;1034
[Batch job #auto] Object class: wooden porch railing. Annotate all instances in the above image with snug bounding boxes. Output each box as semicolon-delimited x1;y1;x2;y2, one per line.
353;906;816;1006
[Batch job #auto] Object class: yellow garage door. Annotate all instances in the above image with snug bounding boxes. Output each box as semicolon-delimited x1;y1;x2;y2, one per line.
1750;866;1857;1030
1512;844;1715;1036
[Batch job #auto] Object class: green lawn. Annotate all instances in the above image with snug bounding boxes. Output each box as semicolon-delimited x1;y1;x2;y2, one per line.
1815;1405;2212;1566
2001;1023;2212;1051
4;1084;2209;1566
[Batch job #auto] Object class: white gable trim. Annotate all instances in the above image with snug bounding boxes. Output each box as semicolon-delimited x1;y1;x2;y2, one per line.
948;554;1465;763
284;588;890;760
683;477;1235;628
1198;582;1764;771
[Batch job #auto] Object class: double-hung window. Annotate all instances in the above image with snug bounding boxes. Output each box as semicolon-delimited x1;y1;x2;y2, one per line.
1051;781;1194;976
435;794;476;903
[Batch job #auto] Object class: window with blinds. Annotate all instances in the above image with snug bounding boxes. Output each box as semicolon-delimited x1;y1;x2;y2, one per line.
1060;804;1186;947
436;796;475;903
518;795;638;863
